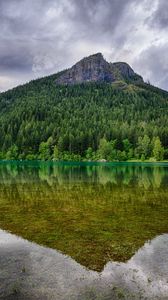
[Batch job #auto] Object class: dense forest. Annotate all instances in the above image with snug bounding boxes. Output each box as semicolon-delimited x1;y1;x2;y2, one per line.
0;72;168;161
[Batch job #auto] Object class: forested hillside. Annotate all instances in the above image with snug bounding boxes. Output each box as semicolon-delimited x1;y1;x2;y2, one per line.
0;72;168;161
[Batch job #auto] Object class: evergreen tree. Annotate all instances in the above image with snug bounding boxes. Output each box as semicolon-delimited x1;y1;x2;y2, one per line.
39;142;51;160
153;137;164;161
53;146;59;160
6;145;18;160
0;76;167;161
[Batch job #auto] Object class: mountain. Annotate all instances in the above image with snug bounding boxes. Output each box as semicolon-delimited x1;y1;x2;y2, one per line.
55;53;143;85
0;53;168;161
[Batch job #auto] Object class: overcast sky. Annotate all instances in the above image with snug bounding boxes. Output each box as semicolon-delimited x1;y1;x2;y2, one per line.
0;0;167;91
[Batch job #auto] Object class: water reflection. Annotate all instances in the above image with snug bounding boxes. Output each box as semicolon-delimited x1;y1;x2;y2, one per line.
0;161;168;271
0;161;167;187
1;229;168;299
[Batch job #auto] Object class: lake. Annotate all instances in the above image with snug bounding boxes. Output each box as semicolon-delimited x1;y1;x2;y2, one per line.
0;161;168;271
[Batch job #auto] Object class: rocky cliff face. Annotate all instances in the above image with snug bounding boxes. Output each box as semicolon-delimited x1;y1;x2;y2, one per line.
56;53;143;85
112;62;135;78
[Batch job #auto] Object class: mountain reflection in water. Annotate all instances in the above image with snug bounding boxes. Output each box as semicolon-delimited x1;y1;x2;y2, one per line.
0;161;168;271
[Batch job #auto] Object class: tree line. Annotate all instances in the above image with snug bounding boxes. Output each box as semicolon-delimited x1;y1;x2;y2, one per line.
0;75;167;161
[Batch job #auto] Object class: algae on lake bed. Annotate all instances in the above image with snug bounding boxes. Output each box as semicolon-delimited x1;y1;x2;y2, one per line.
0;161;168;271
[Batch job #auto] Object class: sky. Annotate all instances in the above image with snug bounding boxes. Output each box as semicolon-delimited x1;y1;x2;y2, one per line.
0;0;167;92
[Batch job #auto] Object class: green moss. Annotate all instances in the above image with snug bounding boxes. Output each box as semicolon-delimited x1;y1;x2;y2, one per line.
0;161;168;271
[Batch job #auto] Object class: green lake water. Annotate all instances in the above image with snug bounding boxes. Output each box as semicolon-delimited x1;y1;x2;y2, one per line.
0;161;168;271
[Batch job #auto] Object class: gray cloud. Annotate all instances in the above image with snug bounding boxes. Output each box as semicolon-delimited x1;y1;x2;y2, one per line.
0;41;32;72
0;0;167;91
69;0;135;33
149;0;168;29
134;43;168;91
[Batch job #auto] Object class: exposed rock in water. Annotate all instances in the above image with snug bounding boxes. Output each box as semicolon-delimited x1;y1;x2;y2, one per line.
55;53;143;85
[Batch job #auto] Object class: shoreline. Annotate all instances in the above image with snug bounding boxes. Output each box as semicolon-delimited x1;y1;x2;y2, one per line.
0;159;168;165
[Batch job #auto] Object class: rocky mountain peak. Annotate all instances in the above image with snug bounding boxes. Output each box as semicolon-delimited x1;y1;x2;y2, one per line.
112;62;136;79
87;52;104;59
56;53;143;85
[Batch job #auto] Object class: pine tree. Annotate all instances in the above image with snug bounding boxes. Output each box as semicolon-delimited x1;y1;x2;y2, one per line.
153;137;164;161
